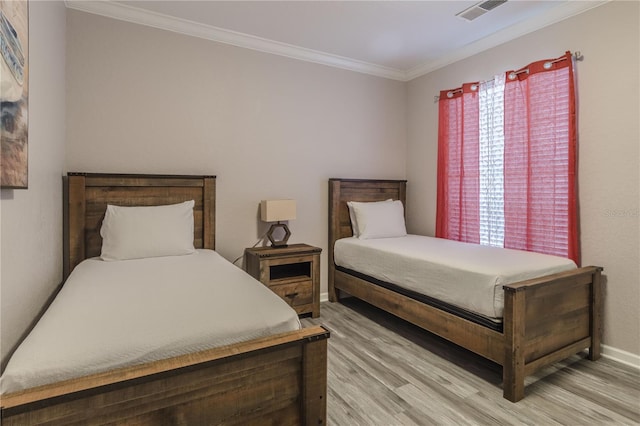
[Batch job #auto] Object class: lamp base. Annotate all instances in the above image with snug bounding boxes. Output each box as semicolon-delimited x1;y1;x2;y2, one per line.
266;223;291;247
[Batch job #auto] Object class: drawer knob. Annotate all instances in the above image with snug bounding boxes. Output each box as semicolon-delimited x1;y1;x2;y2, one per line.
285;292;299;299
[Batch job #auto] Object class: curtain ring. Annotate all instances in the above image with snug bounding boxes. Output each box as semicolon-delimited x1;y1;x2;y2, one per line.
447;91;454;98
543;62;552;70
508;72;517;80
470;84;478;91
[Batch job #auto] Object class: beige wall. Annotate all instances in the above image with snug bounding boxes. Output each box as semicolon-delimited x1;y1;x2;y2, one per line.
65;10;407;296
1;1;67;364
407;1;639;358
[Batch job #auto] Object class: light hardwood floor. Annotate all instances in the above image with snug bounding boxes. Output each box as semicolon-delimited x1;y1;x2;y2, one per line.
302;299;640;425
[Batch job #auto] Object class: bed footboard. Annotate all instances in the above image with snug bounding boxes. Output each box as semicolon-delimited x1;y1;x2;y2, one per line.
1;326;329;425
502;266;602;402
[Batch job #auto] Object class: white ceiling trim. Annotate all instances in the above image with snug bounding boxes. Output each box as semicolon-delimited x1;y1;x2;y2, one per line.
405;0;610;81
64;0;406;81
66;0;609;82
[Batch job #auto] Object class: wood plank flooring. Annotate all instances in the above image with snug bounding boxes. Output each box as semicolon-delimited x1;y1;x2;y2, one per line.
301;299;640;425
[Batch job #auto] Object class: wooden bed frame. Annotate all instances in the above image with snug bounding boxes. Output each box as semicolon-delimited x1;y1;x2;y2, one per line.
1;173;329;425
328;178;602;402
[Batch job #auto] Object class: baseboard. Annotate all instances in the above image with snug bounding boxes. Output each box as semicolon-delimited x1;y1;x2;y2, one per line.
602;344;640;370
320;292;329;303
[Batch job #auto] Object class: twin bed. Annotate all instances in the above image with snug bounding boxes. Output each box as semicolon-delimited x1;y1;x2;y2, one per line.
1;173;329;425
328;178;602;402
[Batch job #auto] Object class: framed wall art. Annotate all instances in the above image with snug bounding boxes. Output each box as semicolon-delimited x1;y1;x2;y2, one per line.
1;0;28;189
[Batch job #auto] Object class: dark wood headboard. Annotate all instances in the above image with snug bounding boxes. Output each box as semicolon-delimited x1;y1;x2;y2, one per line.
327;178;407;297
328;178;407;244
63;173;216;279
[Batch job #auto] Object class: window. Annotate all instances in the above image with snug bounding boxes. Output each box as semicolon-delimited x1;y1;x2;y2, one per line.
436;52;579;263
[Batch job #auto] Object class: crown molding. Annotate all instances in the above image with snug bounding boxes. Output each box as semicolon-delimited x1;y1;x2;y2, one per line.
66;0;609;83
64;0;407;81
405;0;610;81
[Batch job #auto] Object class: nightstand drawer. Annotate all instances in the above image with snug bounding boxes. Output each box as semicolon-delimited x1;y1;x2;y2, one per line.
269;280;313;308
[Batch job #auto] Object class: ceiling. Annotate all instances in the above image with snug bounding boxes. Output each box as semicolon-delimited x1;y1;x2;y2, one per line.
67;0;607;81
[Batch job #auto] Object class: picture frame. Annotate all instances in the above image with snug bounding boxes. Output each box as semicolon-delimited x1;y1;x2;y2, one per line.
1;0;29;189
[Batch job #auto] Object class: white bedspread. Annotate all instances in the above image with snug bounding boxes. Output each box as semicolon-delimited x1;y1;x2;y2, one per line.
1;250;301;393
334;235;576;319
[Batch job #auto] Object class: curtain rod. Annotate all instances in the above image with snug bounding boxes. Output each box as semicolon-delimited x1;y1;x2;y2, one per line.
433;51;583;103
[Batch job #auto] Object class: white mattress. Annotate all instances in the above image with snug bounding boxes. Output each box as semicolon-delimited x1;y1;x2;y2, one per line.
334;235;576;320
1;250;301;394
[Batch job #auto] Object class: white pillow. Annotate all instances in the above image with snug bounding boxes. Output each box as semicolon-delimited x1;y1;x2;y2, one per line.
100;200;196;261
350;199;407;240
347;199;392;237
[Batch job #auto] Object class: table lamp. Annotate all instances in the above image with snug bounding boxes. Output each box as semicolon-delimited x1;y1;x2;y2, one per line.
260;199;296;247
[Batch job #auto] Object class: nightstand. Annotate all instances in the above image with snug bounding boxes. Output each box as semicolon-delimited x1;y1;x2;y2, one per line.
245;244;321;318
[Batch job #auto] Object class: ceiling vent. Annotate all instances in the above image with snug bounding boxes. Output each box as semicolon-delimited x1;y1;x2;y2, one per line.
456;0;508;21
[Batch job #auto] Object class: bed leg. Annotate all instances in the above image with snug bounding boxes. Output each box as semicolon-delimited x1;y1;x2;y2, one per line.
329;287;338;303
589;267;603;361
503;287;526;402
302;337;328;425
328;266;339;302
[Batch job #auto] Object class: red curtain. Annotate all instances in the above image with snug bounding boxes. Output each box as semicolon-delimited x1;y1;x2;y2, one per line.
436;83;480;243
436;52;579;263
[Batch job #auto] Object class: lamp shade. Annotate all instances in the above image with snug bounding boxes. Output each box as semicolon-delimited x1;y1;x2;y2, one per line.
260;199;296;222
